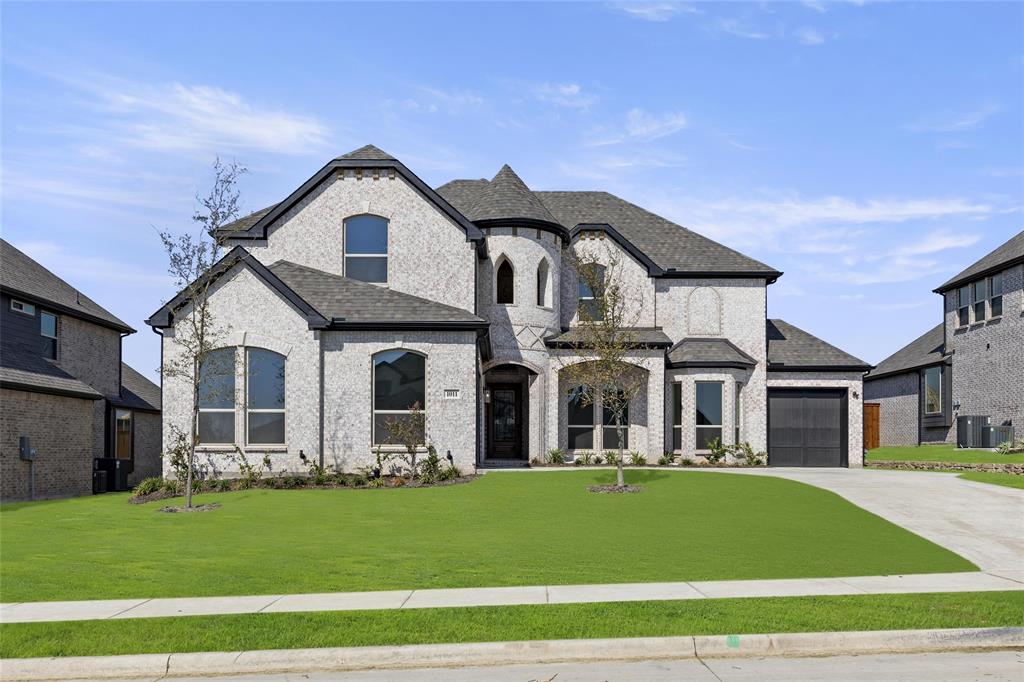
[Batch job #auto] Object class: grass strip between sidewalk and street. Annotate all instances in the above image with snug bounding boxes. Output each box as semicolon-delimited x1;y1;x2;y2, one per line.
2;591;1021;659
866;444;1024;464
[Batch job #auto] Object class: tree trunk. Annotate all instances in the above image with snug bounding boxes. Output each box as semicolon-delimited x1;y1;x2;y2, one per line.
615;415;625;488
187;393;198;509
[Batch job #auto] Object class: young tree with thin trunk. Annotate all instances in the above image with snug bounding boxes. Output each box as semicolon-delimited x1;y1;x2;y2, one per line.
159;159;246;508
561;243;645;489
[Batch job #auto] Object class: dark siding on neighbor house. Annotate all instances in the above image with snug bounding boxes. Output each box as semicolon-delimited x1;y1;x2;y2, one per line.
1;293;46;359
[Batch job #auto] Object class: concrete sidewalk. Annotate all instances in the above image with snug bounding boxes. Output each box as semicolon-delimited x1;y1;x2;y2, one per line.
3;570;1022;624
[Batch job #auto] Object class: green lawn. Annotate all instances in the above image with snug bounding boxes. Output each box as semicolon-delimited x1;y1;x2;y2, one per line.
958;472;1024;489
2;592;1020;659
0;471;975;603
867;444;1024;464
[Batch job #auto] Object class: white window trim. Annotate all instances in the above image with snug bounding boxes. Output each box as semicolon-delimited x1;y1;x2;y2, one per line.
988;274;1003;319
196;348;237;446
40;312;57;339
10;299;35;315
494;255;516;306
956;285;971;328
695;381;724;451
972;279;988;323
536;259;552;309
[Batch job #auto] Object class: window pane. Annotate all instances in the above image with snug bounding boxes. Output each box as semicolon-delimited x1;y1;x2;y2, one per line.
536;261;548;307
603;392;628;426
346;257;387;283
40;312;57;337
568;427;594;450
973;280;987;301
974;301;986;321
696;427;722;450
41;336;56;360
198;348;235;409
496;260;514;304
992;295;1002;317
958;286;971;307
374;351;425;411
345;215;388;254
248;412;285;444
672;383;682;427
672;426;681;451
696;382;723;426
578;298;603;321
493;388;517;441
567;388;594;425
924;367;942;414
374;412;424;446
115;409;132;460
990;274;1003;296
198;412;234;443
958;306;970;326
247;349;285;409
603;426;628;450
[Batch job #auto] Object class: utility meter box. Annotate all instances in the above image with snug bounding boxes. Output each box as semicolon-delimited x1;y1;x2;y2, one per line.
19;436;37;461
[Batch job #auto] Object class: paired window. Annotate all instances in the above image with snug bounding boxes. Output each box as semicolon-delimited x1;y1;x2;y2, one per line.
923;366;942;415
345;215;388;284
10;299;35;315
40;312;57;360
957;273;1003;326
372;350;426;445
577;264;605;321
566;387;629;450
695;381;723;450
496;259;515;304
196;347;287;445
115;409;132;460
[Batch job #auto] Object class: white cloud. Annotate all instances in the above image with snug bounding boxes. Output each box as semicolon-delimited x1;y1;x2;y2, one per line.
533;82;598;110
398;86;484;114
866;300;933;311
716;18;769;40
611;2;700;22
794;27;828;45
802;1;828;13
904;103;1000;133
13;240;174;289
625;108;689;140
807;256;948;286
890;229;982;256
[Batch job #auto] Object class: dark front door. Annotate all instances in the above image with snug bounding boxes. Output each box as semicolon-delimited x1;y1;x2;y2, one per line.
768;389;848;467
488;384;523;459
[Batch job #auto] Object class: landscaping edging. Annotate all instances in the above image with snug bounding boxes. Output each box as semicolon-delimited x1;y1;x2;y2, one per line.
3;627;1021;680
867;461;1024;474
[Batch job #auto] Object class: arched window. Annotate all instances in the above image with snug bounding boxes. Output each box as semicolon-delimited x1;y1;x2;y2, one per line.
536;259;550;307
247;348;286;444
345;215;388;284
197;347;236;444
373;350;426;445
496;258;514;304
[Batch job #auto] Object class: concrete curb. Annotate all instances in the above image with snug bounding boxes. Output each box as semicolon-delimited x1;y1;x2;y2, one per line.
2;627;1021;680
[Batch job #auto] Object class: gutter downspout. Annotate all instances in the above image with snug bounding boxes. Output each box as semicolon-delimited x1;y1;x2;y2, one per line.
319;332;325;469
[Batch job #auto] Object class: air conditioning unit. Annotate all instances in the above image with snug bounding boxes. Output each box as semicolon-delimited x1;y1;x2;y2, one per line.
956;415;990;448
982;425;1014;449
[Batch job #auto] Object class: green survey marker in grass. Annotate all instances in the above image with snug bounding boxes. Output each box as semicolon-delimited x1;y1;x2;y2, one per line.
0;470;976;603
1;592;1021;658
866;444;1024;464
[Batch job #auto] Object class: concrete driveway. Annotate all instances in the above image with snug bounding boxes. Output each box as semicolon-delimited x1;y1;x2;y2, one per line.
717;468;1024;573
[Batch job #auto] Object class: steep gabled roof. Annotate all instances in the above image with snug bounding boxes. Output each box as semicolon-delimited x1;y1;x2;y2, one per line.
864;324;946;381
217;145;484;244
667;338;757;369
934;230;1024;293
766;319;872;371
0;239;133;333
269;261;487;329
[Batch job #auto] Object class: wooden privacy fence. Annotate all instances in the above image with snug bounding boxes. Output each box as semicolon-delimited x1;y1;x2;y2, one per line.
864;403;880;450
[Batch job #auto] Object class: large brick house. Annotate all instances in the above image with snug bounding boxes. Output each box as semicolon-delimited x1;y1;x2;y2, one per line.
0;240;161;500
148;145;870;476
864;231;1023;446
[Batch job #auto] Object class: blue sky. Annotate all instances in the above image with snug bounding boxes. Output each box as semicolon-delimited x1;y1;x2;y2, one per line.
2;1;1022;382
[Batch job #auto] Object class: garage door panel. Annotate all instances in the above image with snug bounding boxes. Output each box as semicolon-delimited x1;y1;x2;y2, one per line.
768;389;847;467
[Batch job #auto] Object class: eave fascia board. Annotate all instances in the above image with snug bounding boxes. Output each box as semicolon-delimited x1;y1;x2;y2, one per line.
1;286;135;334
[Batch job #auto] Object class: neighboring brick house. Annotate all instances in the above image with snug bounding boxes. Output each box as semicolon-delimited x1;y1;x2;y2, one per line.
148;145;870;475
864;231;1023;446
1;240;161;500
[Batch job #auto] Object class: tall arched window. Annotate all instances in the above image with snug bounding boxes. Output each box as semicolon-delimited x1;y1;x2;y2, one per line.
247;348;286;444
536;259;550;307
345;215;388;284
496;258;515;304
197;347;236;444
373;350;426;445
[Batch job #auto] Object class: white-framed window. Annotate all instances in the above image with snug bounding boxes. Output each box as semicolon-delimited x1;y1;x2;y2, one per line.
989;273;1003;318
577;263;605;321
536;258;551;308
40;311;57;359
972;279;987;323
695;381;723;450
923;366;942;415
246;348;286;445
114;409;132;460
735;382;743;445
957;285;971;327
671;383;682;452
496;257;515;304
10;299;35;315
373;349;426;445
197;347;236;444
344;214;388;284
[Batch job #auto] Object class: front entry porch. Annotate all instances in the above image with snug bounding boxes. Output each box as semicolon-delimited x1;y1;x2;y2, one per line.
482;363;537;466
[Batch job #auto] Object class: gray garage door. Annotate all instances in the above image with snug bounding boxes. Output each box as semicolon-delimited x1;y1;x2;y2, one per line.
768;389;848;467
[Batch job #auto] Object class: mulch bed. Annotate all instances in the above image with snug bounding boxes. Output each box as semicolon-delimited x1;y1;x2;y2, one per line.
158;503;221;513
587;485;642;494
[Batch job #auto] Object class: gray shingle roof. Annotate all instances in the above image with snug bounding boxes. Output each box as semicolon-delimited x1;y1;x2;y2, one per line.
667;338;757;368
337;144;395;161
935;230;1024;293
268;261;486;327
0;338;103;399
464;165;560;226
221;205;277;234
1;239;133;332
864;324;945;381
116;362;161;411
767;319;872;370
544;327;673;349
